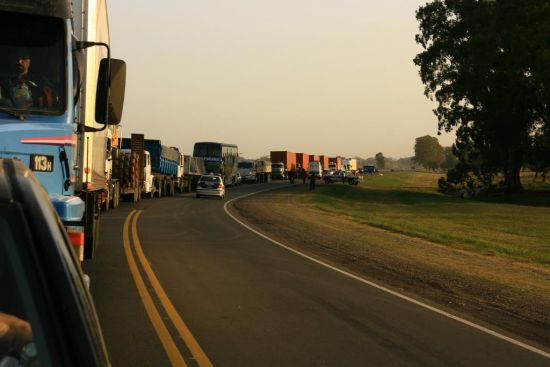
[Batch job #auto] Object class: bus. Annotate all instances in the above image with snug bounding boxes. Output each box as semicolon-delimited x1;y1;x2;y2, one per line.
193;142;239;186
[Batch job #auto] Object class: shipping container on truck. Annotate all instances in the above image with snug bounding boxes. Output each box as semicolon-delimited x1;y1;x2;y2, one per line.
121;136;184;198
309;154;320;162
342;158;358;173
319;155;330;172
296;153;310;177
270;151;296;180
0;0;127;260
328;157;342;172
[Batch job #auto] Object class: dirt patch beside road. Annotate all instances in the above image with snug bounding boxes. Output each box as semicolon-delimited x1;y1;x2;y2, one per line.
228;185;550;350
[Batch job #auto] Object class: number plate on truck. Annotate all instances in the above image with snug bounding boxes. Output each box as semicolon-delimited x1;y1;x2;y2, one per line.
30;154;54;172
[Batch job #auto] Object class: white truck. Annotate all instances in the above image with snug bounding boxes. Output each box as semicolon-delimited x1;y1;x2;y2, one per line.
308;161;323;179
342;158;358;173
238;159;272;183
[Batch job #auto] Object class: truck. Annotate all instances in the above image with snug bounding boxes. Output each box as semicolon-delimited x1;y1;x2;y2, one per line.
328;157;342;172
342;158;358;173
182;155;205;191
323;171;360;185
318;155;330;173
238;159;271;183
363;165;376;174
308;161;323;179
111;148;141;203
270;151;296;180
0;1;126;260
296;152;310;178
121;135;184;198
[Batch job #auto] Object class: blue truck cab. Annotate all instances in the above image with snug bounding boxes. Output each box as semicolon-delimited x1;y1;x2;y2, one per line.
0;1;126;260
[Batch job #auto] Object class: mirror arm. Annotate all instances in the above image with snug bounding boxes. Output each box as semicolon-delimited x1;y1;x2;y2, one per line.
75;41;111;131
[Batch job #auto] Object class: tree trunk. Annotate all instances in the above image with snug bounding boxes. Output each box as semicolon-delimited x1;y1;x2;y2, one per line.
504;151;523;192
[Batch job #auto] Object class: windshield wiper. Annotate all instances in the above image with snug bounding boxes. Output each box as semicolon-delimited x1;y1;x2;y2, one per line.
0;107;25;119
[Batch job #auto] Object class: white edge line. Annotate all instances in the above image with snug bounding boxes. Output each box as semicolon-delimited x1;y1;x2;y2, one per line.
223;187;550;359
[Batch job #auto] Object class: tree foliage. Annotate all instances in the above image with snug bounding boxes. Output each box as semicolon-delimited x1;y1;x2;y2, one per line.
441;146;458;171
415;0;550;191
375;152;386;169
413;135;444;170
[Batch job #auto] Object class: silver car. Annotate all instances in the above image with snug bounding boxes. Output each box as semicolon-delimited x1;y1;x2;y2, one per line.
196;174;225;199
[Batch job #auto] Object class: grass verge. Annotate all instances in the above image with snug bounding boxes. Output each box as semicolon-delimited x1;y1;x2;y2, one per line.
302;171;550;265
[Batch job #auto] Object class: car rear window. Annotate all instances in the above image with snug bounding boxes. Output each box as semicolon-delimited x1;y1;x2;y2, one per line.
200;176;220;183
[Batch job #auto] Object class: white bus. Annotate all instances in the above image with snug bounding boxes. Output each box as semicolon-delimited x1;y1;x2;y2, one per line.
193;142;239;186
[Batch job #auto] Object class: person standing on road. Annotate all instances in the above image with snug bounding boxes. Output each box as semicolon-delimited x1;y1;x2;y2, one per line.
302;168;307;184
309;172;316;190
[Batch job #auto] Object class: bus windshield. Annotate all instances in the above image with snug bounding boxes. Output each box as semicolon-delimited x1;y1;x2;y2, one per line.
193;143;222;157
0;11;66;117
205;161;222;174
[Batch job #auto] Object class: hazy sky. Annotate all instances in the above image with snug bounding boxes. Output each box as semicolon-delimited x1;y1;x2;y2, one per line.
109;0;454;159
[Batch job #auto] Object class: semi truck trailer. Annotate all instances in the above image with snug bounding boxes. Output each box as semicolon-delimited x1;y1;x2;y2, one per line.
270;151;296;180
121;135;184;198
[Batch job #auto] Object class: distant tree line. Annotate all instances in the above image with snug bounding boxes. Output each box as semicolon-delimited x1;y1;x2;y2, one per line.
413;135;457;171
415;0;550;192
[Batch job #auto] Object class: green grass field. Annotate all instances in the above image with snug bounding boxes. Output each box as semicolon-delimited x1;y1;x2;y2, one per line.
302;171;550;265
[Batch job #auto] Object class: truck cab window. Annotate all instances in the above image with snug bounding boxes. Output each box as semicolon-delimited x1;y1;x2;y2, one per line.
0;11;66;116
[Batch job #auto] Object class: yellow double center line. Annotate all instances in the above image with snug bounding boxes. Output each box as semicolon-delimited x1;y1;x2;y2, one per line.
123;209;213;367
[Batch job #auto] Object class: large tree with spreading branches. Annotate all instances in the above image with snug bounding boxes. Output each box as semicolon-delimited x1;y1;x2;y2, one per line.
414;0;550;191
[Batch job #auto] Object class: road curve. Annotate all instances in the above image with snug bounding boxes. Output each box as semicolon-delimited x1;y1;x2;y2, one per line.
85;182;550;367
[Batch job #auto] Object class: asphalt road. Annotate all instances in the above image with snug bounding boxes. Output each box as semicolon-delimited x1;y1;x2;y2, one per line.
83;182;549;367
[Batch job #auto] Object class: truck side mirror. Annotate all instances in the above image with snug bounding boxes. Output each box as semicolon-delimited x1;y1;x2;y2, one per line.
96;58;126;125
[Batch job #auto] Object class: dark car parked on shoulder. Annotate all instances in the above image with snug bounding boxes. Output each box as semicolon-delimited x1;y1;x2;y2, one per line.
0;159;110;367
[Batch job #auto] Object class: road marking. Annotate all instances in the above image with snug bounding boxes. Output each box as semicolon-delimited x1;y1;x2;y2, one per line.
123;210;188;366
130;211;214;367
224;191;550;359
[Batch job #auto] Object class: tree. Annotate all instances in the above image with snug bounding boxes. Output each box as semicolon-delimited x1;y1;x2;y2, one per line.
375;152;385;169
440;146;458;171
413;135;444;170
414;0;550;191
529;129;550;181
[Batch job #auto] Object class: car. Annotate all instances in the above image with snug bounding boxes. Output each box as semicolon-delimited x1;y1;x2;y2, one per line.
196;174;225;199
0;159;110;366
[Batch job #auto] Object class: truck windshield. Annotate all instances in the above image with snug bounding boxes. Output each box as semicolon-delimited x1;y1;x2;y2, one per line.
238;162;253;169
0;11;65;117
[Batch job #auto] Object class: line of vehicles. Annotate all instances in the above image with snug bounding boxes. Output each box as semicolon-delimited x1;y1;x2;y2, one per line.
0;0;367;263
268;151;361;184
0;1;372;365
0;1;245;263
